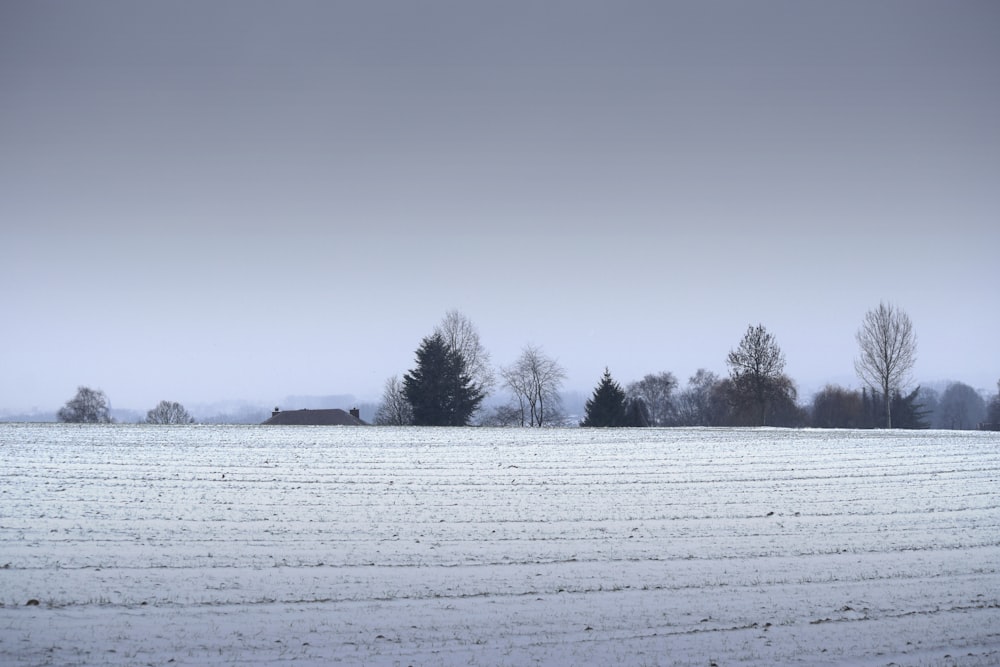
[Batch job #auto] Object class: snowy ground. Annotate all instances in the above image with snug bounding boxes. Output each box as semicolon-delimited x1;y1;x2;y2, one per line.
1;424;999;666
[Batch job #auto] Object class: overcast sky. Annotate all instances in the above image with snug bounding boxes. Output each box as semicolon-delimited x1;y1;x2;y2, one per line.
2;1;998;414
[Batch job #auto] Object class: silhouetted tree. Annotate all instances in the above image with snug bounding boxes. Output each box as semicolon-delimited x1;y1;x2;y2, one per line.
725;374;803;427
624;396;652;427
374;375;413;425
403;333;484;426
768;378;808;427
855;302;917;428
500;345;566;427
675;369;728;426
626;372;678;426
726;324;789;426
916;387;940;427
936;382;986;430
145;400;194;424
985;380;1000;429
811;385;864;428
581;368;628;427
890;387;930;429
57;386;113;423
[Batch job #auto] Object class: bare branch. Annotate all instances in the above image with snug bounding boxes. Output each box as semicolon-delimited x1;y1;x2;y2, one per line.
854;302;917;428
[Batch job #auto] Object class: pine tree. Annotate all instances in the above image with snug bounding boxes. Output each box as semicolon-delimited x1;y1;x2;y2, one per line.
403;333;484;426
890;387;931;429
581;368;628;427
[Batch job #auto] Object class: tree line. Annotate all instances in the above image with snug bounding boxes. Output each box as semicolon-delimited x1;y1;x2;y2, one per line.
55;388;195;424
374;304;999;430
55;302;999;429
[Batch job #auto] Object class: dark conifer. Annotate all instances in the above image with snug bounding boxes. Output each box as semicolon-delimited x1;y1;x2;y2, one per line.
403;333;484;426
581;368;628;427
890;387;931;429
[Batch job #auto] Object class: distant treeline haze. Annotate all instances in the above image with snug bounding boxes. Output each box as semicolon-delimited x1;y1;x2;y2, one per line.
45;306;1000;429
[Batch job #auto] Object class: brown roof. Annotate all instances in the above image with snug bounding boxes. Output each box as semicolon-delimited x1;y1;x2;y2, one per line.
261;408;365;426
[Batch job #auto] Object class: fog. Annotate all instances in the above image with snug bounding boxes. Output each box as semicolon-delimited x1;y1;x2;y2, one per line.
2;1;997;415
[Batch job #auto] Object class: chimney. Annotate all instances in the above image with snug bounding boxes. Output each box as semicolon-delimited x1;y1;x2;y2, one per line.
349;407;360;420
272;407;281;418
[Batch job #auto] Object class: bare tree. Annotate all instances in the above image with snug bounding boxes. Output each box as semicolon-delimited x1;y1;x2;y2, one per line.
855;301;917;428
146;400;195;424
57;386;113;423
435;310;495;398
626;372;678;426
374;375;414;425
726;324;789;426
500;345;566;427
936;382;986;430
675;369;726;426
480;403;523;427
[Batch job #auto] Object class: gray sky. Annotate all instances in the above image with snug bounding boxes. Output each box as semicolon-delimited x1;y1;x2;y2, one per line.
2;1;998;413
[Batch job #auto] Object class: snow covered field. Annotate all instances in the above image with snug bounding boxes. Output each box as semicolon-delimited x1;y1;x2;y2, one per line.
1;424;999;666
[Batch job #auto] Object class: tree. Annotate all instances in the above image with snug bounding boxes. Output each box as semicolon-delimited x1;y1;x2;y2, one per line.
145;400;194;424
675;369;728;426
434;310;495;398
57;386;113;423
855;301;917;428
403;333;484;426
480;403;523;427
810;385;864;429
916;387;940;427
624;396;652;427
985;380;1000;429
374;375;414;425
500;345;566;427
626;372;678;426
936;382;986;430
726;324;789;426
581;368;628;427
890;387;931;429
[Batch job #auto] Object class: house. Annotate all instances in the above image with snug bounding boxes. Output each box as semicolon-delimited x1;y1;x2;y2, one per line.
261;407;366;426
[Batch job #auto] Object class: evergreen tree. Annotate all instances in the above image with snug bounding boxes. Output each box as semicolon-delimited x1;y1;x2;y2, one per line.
581;368;628;427
890;387;931;429
403;333;484;426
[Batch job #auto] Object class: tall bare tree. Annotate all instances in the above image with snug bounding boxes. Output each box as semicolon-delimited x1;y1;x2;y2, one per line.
435;310;495;398
726;324;788;426
855;301;917;428
500;345;566;427
373;375;414;425
146;400;195;424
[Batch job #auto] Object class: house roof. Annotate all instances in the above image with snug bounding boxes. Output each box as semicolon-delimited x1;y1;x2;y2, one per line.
261;408;365;426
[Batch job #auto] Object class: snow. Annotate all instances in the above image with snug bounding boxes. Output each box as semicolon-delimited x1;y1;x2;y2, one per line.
2;424;999;666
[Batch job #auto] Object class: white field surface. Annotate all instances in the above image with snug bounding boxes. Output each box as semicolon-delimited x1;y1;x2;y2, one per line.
2;425;999;667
